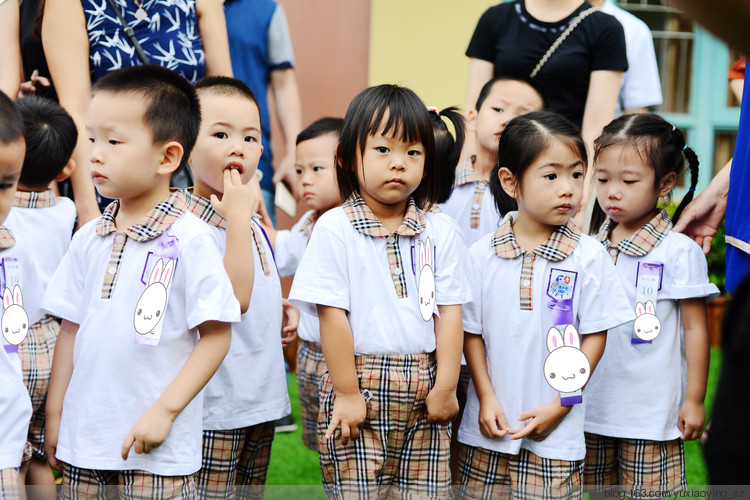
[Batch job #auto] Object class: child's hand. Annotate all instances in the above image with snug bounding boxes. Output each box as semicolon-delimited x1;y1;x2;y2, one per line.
425;386;459;424
678;398;705;441
121;403;175;460
281;298;299;349
210;168;256;222
325;392;367;446
478;393;509;438
507;398;571;442
44;414;62;471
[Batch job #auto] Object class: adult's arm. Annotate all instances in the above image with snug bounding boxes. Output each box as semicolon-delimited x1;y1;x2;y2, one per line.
196;0;232;77
0;0;22;98
269;67;302;196
42;0;101;225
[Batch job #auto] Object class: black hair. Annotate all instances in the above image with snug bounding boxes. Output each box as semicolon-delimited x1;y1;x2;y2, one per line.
297;117;344;145
489;111;587;216
195;76;259;108
0;91;24;144
588;114;699;232
475;76;547;112
15;96;77;187
92;65;201;173
427;106;466;204
336;84;438;209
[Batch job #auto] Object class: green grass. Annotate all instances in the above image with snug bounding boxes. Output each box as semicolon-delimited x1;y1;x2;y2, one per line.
265;349;723;492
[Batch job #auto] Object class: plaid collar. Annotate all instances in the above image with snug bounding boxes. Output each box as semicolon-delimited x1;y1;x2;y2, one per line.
596;209;672;256
95;190;187;241
0;226;15;248
299;211;319;237
454;155;482;186
184;190;265;229
491;211;580;261
14;189;57;208
343;195;425;237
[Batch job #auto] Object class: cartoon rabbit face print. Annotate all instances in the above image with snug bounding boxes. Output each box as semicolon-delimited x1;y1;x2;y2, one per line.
2;285;28;346
417;237;436;322
544;324;591;393
633;300;661;341
133;258;174;335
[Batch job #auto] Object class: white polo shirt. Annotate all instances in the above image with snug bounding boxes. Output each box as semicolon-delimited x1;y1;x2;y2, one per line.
276;210;321;343
42;192;240;475
458;214;634;461
439;157;501;247
585;212;719;441
0;227;33;470
290;196;471;355
6;190;76;309
185;193;291;430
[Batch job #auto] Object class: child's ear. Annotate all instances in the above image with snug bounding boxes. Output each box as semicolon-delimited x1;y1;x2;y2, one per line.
55;159;75;182
467;108;478;133
658;172;677;198
498;167;518;199
156;141;184;176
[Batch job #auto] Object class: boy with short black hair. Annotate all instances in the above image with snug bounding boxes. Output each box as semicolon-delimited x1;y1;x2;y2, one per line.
7;95;77;492
189;76;292;499
0;89;33;499
264;116;343;451
440;77;545;246
42;66;240;498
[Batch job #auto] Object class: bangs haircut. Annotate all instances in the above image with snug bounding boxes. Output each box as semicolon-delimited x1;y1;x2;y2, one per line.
297;117;343;145
336;84;438;209
92;65;200;173
15;96;78;187
195;76;259;110
475;76;547;111
0;90;24;144
490;111;586;215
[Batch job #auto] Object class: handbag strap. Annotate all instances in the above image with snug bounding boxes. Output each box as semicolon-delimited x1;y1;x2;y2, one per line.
104;0;151;65
530;6;597;79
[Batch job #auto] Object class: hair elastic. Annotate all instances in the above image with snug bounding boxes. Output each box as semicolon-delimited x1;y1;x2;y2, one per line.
426;106;439;116
671;125;676;132
689;187;695;192
683;144;687;151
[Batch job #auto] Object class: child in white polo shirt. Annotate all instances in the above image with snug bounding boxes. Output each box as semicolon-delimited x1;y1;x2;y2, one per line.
584;114;718;495
0;90;33;499
188;77;292;499
42;66;240;498
264;117;342;451
290;84;471;498
6;96;77;492
457;111;634;499
440;77;544;247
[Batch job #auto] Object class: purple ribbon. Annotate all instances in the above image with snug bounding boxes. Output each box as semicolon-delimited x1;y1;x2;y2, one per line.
4;344;18;354
561;393;583;406
155;232;179;259
548;298;574;327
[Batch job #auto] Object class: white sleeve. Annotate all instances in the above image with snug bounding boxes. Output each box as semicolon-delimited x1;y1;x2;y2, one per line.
434;220;471;306
182;233;241;329
42;230;86;325
661;237;720;301
462;241;484;335
620;21;663;109
275;227;309;277
576;244;636;334
267;4;295;68
289;223;350;317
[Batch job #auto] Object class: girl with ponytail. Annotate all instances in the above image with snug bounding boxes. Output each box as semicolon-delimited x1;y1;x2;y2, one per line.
583;113;719;493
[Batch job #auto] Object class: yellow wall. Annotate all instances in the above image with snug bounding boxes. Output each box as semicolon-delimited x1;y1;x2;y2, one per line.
368;1;496;111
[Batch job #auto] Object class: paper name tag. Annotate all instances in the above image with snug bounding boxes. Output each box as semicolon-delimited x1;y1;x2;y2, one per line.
547;268;577;302
632;262;663;344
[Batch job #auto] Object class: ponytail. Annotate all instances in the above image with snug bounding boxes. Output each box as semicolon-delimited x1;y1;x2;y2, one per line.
429;106;467;204
671;146;699;224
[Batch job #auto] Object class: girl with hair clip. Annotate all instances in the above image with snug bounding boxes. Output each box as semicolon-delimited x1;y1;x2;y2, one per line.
583;114;719;494
457;111;633;499
427;106;466;206
289;85;471;499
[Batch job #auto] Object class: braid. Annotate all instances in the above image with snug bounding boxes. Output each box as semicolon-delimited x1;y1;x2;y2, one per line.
671;146;699;224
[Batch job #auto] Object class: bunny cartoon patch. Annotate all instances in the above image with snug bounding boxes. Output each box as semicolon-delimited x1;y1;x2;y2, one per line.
544;324;590;406
633;262;663;344
2;285;28;353
633;300;661;341
133;258;175;346
416;237;436;322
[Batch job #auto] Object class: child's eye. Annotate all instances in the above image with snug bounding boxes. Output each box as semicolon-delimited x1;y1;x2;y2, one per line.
407;150;422;157
108;140;120;145
295;168;303;175
214;132;227;139
313;166;324;172
596;178;607;183
88;137;95;143
0;183;14;190
375;146;389;153
624;180;638;184
244;136;256;143
493;107;504;113
544;173;557;180
572;172;584;179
